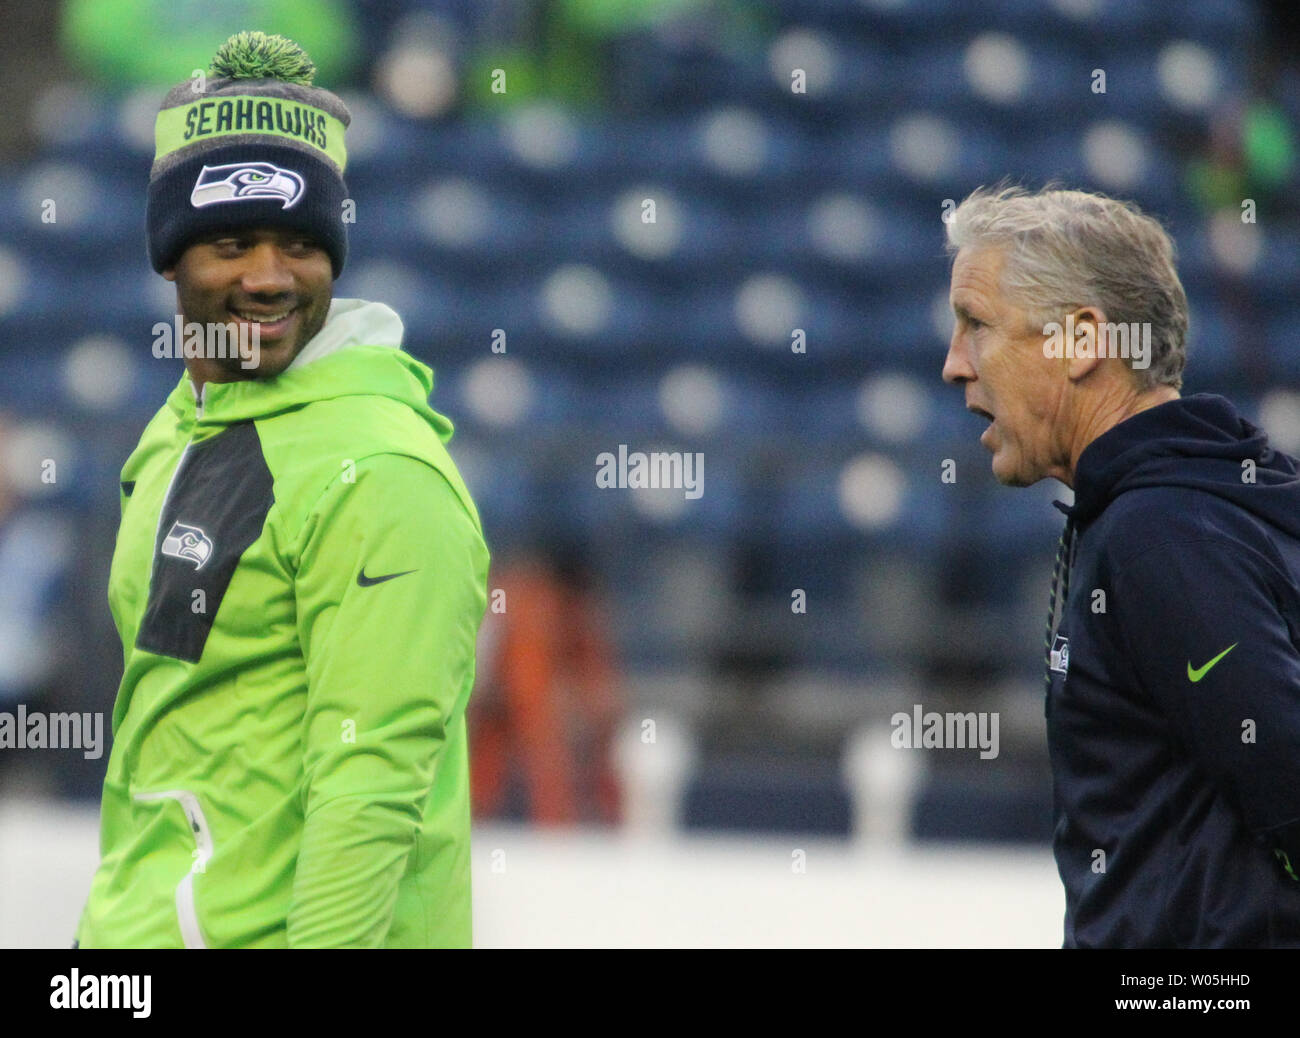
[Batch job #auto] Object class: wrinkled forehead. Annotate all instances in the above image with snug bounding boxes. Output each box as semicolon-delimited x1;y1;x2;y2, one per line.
949;245;1009;304
950;245;1047;337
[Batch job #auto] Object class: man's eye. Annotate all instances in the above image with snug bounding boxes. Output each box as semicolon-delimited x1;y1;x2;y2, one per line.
967;316;985;330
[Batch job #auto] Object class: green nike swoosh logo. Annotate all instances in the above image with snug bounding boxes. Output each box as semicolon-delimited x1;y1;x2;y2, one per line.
1187;643;1238;683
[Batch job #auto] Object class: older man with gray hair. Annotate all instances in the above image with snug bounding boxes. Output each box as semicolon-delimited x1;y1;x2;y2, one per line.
942;184;1300;948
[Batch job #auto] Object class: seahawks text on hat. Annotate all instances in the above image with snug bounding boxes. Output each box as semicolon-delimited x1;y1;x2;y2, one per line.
154;96;347;171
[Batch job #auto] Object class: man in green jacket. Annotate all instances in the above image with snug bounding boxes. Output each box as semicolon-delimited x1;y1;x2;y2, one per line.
75;32;489;948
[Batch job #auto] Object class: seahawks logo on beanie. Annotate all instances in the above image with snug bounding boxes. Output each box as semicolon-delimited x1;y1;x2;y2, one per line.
191;162;306;209
146;32;350;276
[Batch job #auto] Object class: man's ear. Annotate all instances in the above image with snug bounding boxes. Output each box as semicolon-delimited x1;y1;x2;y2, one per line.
162;268;177;283
1066;305;1108;382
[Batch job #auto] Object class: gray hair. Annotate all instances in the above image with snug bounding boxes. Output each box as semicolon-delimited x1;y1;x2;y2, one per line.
944;184;1188;390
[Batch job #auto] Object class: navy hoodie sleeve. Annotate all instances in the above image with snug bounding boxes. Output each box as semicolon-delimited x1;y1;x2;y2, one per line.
1109;529;1300;873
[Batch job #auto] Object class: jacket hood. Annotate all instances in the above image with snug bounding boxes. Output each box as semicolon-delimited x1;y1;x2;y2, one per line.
165;298;453;442
1067;393;1300;537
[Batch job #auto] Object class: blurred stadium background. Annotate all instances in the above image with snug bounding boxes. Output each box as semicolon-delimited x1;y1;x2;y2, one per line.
1;0;1298;946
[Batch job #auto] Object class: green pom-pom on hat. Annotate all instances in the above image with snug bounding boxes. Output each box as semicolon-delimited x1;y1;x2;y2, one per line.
209;31;316;85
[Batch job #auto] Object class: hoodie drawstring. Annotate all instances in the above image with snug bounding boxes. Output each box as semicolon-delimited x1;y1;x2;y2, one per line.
1044;515;1077;694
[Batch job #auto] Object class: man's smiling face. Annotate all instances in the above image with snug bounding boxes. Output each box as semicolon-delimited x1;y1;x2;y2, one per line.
164;226;333;383
942;245;1072;487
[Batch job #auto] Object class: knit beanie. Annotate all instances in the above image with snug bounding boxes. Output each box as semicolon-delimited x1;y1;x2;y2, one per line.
146;31;351;277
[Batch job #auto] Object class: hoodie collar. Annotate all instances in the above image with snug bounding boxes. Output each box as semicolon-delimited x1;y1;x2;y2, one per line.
182;297;403;409
286;297;404;370
167;298;430;429
1067;394;1273;524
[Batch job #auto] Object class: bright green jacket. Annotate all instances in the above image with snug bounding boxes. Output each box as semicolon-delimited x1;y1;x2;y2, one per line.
76;300;489;948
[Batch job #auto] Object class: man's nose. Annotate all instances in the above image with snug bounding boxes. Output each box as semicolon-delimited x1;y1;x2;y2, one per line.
240;243;294;296
942;330;974;385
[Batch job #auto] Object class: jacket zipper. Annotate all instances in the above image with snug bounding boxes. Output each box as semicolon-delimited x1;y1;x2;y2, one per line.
129;387;214;948
133;789;213;948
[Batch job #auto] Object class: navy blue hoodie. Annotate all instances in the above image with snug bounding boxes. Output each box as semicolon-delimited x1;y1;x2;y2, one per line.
1046;393;1300;948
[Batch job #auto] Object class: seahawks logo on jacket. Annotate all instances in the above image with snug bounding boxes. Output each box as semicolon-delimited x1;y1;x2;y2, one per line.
161;521;213;570
190;161;305;210
1049;635;1070;675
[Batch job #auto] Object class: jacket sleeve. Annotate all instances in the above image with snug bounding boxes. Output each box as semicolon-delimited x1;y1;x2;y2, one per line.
1111;533;1300;875
287;452;489;946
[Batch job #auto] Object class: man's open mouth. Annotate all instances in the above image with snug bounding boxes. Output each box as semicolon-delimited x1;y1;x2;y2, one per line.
968;405;995;423
228;306;297;339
